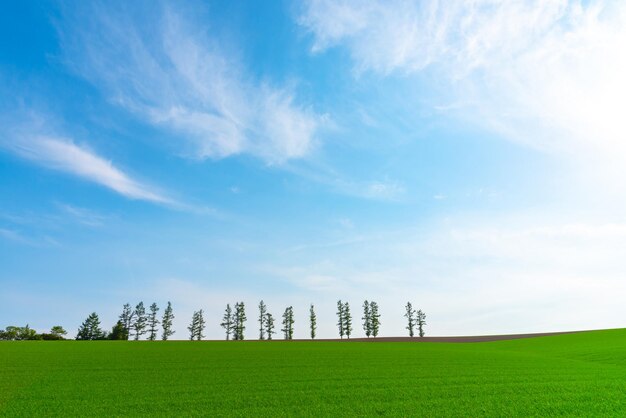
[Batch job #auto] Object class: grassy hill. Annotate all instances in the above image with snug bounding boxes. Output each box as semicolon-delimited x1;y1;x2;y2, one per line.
2;329;626;416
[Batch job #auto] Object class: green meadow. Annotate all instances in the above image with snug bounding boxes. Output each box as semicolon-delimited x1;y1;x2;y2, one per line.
2;329;626;417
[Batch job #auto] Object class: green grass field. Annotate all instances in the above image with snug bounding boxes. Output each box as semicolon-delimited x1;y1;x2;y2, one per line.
2;329;626;416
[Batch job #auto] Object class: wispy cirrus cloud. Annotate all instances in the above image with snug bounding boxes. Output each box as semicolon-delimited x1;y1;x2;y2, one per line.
0;227;59;247
3;119;170;204
301;0;572;75
0;228;33;245
56;203;108;227
58;2;321;164
263;214;626;335
299;0;626;169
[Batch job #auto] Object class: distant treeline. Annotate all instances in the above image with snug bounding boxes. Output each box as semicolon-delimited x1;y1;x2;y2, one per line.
1;300;426;341
0;325;67;341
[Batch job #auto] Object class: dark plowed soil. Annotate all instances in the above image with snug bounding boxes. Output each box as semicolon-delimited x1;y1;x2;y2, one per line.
306;330;584;343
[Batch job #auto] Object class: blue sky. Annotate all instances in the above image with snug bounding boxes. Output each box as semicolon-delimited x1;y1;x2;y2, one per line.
2;0;626;339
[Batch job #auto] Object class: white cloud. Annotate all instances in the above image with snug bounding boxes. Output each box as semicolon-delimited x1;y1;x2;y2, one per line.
337;217;354;229
0;228;32;245
5;132;169;204
327;178;406;200
57;204;108;227
0;228;59;247
59;4;320;164
364;180;405;200
6;215;626;337
300;0;626;169
262;214;626;336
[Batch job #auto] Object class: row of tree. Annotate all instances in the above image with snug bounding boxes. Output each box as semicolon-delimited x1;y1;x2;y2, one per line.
75;302;176;340
362;300;381;338
0;325;67;340
115;302;175;341
2;300;426;341
404;302;427;338
220;302;247;340
220;302;304;341
214;299;420;341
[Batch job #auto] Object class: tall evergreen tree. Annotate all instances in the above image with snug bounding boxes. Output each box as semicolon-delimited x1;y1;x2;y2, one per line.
258;300;267;340
343;301;353;339
416;309;427;338
221;304;234;340
76;312;105;340
336;300;345;339
281;306;295;340
233;303;239;340
91;314;104;339
370;301;381;337
265;312;275;340
405;302;416;337
233;302;247;340
309;304;317;340
188;311;198;340
362;300;371;337
76;320;89;341
195;309;206;341
132;302;148;341
161;301;175;341
148;302;160;341
288;307;295;340
187;310;205;341
109;320;127;340
119;303;134;340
